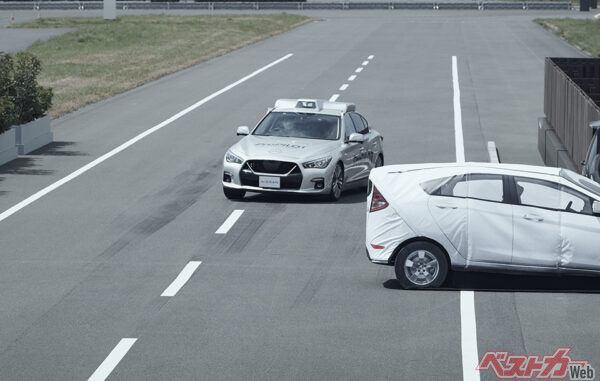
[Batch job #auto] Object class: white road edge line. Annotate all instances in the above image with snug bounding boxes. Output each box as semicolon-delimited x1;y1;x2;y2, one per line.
361;60;369;66
339;84;349;91
161;261;202;297
88;338;137;381
355;67;363;73
348;75;357;81
215;209;244;234
0;54;294;224
452;56;465;164
329;94;340;102
368;55;374;59
487;141;500;163
453;55;481;381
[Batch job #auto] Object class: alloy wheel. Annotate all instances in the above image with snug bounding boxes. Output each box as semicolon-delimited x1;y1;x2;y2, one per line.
403;250;439;286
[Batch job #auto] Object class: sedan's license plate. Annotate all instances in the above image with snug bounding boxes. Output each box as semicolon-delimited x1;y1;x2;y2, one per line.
259;176;280;188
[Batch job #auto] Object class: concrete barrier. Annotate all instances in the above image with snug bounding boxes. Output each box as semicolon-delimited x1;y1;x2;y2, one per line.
538;117;578;171
0;1;573;10
13;115;53;155
0;128;18;167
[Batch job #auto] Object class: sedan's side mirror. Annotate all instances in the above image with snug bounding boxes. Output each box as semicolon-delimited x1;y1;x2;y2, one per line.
237;126;249;136
593;200;600;215
348;133;365;144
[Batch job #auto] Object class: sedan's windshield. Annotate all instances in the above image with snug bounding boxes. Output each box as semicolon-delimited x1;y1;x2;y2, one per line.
253;112;340;140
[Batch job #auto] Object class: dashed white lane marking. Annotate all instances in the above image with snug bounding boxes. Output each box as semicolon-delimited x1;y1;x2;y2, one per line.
339;84;349;91
348;75;357;81
453;55;481;381
161;261;202;297
0;54;294;224
88;338;137;381
355;67;363;73
361;60;369;66
487;141;499;163
215;209;244;234
329;94;340;102
368;55;374;59
452;56;465;164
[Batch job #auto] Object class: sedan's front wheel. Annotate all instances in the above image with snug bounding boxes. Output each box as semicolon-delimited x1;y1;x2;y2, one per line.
395;242;448;289
327;163;344;201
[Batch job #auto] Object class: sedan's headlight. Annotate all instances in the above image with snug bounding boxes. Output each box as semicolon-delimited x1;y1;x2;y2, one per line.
225;151;243;164
302;156;332;169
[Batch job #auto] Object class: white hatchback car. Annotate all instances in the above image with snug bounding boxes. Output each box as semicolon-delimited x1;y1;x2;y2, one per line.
366;163;600;289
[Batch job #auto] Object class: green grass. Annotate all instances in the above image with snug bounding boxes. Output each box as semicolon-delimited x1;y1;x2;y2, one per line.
535;18;600;56
7;14;313;117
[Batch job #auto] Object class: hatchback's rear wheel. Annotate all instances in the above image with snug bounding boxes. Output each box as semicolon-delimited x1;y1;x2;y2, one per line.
394;242;448;289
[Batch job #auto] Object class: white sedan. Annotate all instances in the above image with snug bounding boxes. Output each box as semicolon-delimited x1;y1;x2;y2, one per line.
366;163;600;288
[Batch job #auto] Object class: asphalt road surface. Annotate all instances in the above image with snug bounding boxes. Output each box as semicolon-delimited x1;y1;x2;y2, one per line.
0;10;598;381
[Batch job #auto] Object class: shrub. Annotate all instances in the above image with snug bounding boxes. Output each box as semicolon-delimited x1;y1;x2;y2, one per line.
12;52;53;125
0;51;53;134
0;53;13;98
0;97;16;134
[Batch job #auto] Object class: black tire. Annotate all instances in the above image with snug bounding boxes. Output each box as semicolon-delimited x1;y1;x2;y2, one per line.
327;163;344;201
223;187;245;200
375;154;383;168
394;241;449;289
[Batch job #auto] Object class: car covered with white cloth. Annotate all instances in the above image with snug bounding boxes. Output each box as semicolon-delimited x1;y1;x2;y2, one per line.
222;99;384;201
366;162;600;288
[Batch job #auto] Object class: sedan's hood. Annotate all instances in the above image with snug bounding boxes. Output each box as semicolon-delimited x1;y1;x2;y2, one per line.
231;135;340;162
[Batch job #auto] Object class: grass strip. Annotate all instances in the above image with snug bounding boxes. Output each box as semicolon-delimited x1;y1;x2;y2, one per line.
535;18;600;57
8;14;313;117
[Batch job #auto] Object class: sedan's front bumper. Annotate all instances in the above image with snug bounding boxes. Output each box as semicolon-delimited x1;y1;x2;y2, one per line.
222;159;336;195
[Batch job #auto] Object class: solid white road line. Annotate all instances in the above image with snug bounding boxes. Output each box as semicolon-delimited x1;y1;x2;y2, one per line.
329;94;340;102
215;209;244;234
355;67;363;73
453;55;481;381
348;75;357;81
361;60;369;66
161;261;202;297
368;55;374;59
452;56;465;163
487;141;500;163
461;291;481;381
0;54;294;224
88;338;137;381
339;84;349;91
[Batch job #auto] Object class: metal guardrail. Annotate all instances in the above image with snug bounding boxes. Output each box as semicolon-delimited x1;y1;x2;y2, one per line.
0;1;572;10
544;58;600;171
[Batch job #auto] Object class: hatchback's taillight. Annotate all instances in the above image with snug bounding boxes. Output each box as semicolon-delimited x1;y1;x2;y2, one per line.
370;185;388;212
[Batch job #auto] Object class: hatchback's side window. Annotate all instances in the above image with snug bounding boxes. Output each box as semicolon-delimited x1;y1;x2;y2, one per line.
465;174;504;202
421;175;466;197
559;185;593;215
443;175;467;197
343;114;357;141
514;177;560;210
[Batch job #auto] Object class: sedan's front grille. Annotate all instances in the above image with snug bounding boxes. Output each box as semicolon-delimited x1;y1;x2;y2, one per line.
247;160;296;174
240;164;303;190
